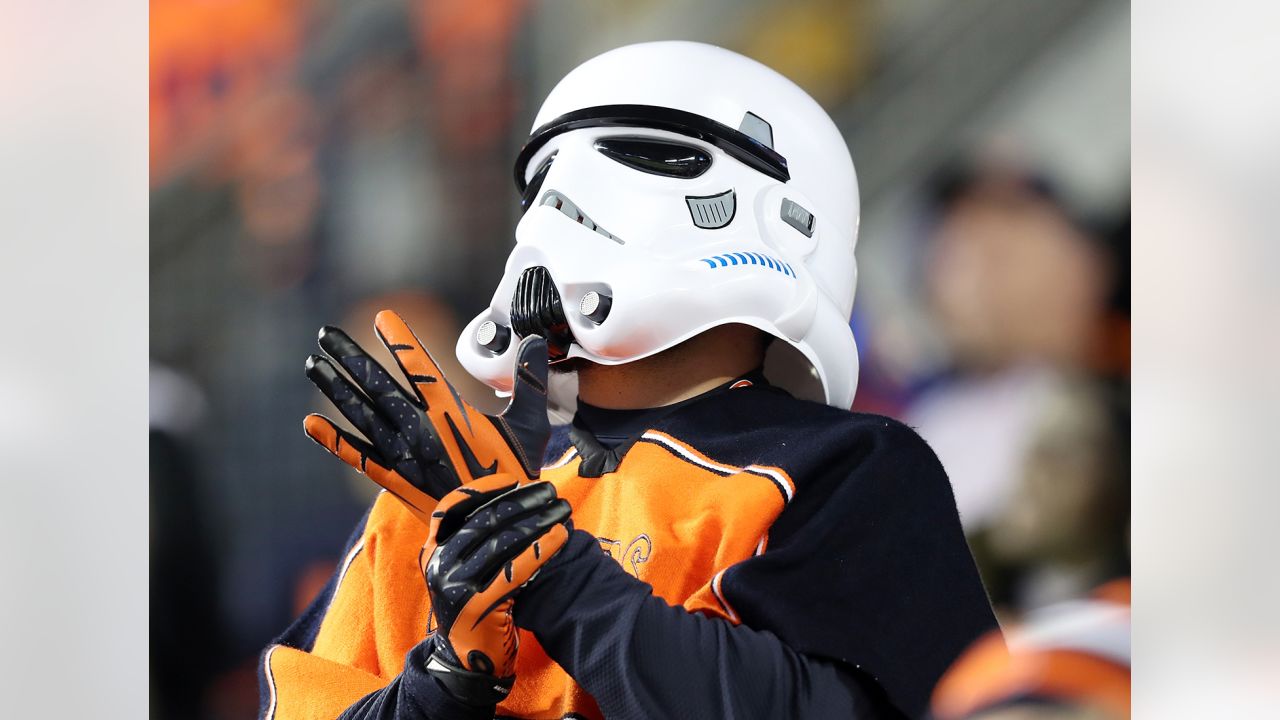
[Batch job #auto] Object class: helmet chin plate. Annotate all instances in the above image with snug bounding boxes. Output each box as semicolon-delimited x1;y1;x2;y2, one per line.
509;266;576;361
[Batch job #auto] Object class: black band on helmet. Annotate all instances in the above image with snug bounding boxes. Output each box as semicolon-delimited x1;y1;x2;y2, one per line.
513;104;790;192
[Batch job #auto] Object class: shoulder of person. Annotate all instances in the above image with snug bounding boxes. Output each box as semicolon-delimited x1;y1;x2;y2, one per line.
660;385;941;486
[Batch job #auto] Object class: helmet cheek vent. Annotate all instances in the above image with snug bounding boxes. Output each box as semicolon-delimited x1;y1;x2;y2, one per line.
685;189;736;229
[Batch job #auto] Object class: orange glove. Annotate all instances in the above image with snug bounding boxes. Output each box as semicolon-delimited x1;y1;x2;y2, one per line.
304;309;550;524
419;475;571;706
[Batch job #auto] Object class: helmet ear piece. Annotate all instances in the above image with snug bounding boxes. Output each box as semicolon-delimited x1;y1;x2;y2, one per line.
759;186;819;259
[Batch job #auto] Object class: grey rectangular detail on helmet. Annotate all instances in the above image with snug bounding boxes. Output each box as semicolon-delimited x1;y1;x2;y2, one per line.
780;198;815;237
686;189;736;229
738;111;774;149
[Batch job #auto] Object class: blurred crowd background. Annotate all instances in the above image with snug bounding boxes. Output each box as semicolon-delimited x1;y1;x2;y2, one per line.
149;0;1130;717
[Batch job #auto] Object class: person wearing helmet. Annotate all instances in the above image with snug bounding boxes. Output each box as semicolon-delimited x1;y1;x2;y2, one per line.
261;42;998;719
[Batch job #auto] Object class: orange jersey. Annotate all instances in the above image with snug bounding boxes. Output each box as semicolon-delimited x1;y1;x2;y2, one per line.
261;380;996;719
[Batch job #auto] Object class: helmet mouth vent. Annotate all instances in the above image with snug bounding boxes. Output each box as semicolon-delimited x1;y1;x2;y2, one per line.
540;190;623;244
510;266;576;361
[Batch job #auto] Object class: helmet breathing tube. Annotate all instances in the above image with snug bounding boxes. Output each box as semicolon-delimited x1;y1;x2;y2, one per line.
510;266;576;361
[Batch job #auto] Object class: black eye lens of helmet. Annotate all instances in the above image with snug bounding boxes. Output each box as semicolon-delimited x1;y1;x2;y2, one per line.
520;153;556;213
594;137;711;179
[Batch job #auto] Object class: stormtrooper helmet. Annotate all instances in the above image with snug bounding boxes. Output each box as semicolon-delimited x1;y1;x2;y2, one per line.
456;40;861;408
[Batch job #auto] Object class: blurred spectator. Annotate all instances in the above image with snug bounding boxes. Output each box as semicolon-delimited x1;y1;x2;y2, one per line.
305;0;463;303
932;580;1131;720
907;163;1116;533
229;86;323;290
970;375;1130;614
901;162;1129;622
924;164;1111;371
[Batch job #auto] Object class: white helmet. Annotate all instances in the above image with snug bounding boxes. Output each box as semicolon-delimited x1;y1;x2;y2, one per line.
457;41;861;408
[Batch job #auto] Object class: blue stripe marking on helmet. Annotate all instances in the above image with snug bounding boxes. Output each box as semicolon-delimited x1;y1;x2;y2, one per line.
701;252;795;278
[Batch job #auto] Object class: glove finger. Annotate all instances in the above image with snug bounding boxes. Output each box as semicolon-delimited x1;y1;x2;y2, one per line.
426;474;521;561
317;326;449;465
481;521;569;602
459;517;571;633
302;412;381;473
447;482;558;559
374;309;459;413
453;492;570;589
318;325;419;409
304;414;435;524
305;353;440;487
305;354;404;453
493;335;551;479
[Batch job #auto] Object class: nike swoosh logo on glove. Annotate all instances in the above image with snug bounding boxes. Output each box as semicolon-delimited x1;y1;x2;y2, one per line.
447;415;498;478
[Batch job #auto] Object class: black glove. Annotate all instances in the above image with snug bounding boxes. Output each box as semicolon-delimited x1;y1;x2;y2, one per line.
418;474;571;706
303;309;551;524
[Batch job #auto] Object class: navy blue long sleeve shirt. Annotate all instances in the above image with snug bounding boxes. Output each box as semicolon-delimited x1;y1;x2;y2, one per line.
274;376;996;719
